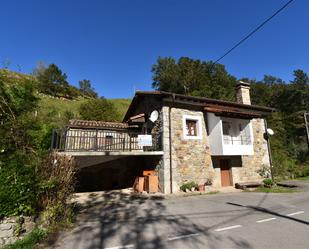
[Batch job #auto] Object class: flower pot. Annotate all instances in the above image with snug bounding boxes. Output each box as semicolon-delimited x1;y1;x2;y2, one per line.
198;185;205;192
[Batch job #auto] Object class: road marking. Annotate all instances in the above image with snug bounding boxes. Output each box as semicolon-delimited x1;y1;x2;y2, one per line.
256;217;277;223
215;225;242;232
167;233;200;241
104;245;134;249
287;211;304;216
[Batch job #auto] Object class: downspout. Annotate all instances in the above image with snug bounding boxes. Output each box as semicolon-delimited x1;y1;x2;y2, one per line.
169;94;175;194
264;119;273;180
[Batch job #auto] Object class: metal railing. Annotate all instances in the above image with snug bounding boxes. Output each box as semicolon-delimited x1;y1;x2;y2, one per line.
223;135;251;145
51;129;162;152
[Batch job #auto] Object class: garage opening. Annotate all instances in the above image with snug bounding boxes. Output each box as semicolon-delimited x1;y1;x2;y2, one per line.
75;155;162;192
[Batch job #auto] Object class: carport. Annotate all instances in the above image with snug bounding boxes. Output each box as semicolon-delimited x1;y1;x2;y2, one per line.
52;119;163;192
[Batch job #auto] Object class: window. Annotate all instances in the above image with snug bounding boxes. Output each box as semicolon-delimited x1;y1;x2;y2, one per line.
183;115;203;139
223;121;231;135
222;119;252;145
186;120;197;136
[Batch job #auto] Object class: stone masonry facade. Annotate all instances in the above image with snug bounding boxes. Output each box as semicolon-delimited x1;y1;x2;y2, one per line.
159;106;270;193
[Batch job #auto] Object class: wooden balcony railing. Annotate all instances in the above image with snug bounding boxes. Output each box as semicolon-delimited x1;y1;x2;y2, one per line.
51;129;162;152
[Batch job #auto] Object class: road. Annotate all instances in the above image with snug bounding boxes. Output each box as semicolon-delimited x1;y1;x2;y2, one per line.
51;188;309;249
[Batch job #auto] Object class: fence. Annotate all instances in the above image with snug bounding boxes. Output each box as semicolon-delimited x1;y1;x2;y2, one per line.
51;129;162;152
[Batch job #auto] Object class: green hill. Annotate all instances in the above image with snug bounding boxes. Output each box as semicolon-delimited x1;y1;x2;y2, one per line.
38;94;131;121
0;69;132;122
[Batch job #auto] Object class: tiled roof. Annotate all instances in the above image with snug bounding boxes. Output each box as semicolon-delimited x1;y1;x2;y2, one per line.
68;119;132;130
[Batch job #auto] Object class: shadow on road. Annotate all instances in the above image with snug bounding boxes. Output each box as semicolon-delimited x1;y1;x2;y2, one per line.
49;190;253;249
227;192;309;226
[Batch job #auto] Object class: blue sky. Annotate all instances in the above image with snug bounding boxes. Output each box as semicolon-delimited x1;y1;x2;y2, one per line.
0;0;307;98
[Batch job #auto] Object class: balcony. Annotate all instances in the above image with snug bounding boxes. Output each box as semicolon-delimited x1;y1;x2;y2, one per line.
51;128;163;157
207;113;254;156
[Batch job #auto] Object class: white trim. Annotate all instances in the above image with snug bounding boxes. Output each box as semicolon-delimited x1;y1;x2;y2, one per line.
182;115;203;140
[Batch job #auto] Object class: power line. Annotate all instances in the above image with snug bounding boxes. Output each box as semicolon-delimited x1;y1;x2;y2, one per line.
214;0;295;64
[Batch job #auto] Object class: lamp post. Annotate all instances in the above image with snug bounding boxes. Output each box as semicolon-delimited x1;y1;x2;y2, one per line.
304;112;309;149
264;119;274;180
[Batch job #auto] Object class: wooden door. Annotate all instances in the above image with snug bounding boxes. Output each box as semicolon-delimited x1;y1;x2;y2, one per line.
220;159;232;187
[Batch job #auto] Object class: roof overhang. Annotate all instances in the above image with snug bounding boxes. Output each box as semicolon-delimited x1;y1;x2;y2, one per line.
204;104;261;119
123;91;275;121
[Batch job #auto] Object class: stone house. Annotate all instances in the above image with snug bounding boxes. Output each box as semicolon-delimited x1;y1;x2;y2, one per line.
53;82;273;193
123;82;273;193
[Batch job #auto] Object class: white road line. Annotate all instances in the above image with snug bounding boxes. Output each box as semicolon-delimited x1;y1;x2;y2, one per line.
287;211;305;216
256;217;277;223
167;233;200;241
215;225;242;232
104;244;135;249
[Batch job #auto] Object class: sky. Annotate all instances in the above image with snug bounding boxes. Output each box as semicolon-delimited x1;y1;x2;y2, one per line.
0;0;308;98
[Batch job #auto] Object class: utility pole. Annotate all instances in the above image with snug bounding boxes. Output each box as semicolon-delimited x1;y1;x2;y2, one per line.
304;112;309;149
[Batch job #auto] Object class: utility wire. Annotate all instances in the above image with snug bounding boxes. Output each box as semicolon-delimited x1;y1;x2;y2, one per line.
214;0;295;64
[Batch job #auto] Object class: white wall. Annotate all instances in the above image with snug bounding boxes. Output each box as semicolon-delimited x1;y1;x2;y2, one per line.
207;113;254;156
207;113;224;155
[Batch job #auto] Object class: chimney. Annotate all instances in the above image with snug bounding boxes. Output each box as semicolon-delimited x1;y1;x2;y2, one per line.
236;81;251;105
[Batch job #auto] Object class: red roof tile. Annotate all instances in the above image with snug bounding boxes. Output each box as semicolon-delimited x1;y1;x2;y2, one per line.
68;119;135;130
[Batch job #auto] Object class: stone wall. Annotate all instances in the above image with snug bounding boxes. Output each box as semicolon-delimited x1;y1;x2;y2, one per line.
234;118;270;183
159;106;270;193
161;106;215;193
0;216;35;247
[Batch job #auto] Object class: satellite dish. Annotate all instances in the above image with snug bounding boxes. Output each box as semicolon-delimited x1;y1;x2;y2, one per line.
267;128;274;136
149;110;159;122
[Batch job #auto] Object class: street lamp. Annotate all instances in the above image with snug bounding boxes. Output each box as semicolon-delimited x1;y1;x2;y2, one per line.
264;120;274;180
303;112;309;149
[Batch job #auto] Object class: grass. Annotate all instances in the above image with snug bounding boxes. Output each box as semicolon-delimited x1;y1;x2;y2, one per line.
251;186;299;193
3;228;47;249
296;176;309;181
37;95;131;122
108;98;132;120
1;69;132;122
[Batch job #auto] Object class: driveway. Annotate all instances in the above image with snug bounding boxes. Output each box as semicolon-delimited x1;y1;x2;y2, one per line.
50;189;309;249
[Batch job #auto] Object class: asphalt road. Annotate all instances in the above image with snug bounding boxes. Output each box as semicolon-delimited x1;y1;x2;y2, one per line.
51;189;309;249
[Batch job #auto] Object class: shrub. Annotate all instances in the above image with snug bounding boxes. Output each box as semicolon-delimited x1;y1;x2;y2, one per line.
263;178;273;187
79;98;121;121
3;228;47;249
0;152;37;216
37;153;78;226
180;181;198;192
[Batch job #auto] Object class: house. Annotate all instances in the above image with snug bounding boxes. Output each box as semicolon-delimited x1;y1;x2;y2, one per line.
52;81;273;193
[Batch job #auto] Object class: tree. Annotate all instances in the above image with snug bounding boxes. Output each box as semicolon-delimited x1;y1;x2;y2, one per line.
79;79;98;98
0;78;40;215
36;63;70;97
79;98;120;121
151;57;236;101
32;61;47;77
291;69;309;88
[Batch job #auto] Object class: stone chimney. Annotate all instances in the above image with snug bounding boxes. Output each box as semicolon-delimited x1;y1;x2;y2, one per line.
236;81;251;105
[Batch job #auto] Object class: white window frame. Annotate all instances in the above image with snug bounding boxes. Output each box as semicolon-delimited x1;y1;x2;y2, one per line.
182;115;203;140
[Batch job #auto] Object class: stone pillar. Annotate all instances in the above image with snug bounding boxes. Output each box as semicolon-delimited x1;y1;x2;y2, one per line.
236;81;251;105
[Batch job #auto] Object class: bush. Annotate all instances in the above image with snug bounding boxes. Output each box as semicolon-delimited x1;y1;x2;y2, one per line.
37;153;78;226
263;178;273;187
180;181;198;192
79;98;121;121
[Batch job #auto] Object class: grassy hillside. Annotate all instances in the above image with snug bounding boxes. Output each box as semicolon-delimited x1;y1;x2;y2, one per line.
108;98;132;120
38;95;131;120
0;69;132;122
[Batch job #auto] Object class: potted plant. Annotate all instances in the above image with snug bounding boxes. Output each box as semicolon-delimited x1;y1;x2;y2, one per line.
263;178;273;188
204;178;213;192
